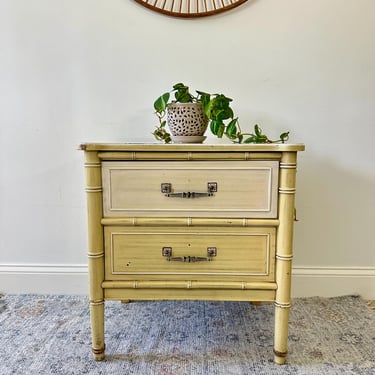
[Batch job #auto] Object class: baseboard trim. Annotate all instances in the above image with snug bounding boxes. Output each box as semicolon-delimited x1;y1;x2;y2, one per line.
0;263;89;295
0;264;374;298
292;266;375;277
292;266;375;299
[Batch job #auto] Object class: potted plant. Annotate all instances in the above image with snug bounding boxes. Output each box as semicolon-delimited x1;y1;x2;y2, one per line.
153;82;289;144
153;82;239;143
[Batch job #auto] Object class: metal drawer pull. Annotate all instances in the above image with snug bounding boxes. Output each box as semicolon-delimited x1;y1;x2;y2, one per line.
161;182;217;198
162;247;217;262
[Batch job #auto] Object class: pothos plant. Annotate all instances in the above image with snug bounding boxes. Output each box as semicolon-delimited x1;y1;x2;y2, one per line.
153;83;289;144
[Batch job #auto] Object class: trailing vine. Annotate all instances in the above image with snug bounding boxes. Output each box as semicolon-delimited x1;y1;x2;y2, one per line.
153;83;289;144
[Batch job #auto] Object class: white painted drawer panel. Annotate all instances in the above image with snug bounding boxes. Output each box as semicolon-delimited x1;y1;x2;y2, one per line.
102;161;278;218
105;226;276;282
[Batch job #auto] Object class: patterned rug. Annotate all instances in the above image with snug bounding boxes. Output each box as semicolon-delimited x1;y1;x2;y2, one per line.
0;294;374;374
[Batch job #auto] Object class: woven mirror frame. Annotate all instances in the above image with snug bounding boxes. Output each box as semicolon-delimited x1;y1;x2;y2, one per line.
133;0;248;18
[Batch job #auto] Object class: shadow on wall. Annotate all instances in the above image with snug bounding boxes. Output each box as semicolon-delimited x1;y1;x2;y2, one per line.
294;154;375;267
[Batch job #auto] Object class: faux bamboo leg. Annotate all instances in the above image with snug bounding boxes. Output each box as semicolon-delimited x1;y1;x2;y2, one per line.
84;151;105;361
274;151;298;365
274;262;292;364
89;300;105;360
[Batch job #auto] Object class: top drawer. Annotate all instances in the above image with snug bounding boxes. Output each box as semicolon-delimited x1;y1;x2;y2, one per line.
102;160;279;218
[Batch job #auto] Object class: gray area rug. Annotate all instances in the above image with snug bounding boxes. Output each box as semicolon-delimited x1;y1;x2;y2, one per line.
0;294;374;374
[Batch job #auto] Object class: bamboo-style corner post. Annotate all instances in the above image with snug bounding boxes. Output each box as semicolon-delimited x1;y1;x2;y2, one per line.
84;150;105;361
274;151;298;365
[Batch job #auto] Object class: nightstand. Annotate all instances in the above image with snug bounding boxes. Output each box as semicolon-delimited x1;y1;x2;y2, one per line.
80;143;304;364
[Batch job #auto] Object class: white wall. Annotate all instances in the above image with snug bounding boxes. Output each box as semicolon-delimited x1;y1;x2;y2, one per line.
0;0;374;298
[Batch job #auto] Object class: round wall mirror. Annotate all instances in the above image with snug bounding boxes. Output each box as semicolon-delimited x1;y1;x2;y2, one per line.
133;0;248;18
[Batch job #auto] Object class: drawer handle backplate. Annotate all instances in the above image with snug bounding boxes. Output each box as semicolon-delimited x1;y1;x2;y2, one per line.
162;246;217;262
161;182;217;198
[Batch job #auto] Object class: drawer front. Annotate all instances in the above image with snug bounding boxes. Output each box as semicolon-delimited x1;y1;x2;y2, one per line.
105;227;276;282
102;161;279;218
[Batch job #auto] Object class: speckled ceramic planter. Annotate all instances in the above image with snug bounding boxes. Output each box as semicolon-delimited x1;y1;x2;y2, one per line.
167;102;209;137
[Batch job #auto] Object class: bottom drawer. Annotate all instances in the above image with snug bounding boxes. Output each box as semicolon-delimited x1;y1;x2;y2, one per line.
104;227;276;282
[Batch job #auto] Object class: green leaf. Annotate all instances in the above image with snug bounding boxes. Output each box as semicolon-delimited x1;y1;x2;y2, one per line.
196;90;210;97
209;120;217;135
171;83;194;103
254;124;262;136
225;118;238;138
280;131;290;143
244;135;258;143
174;85;193;103
210;120;220;135
220;107;233;120
216;122;225;138
154;92;170;113
172;82;187;90
153;123;171;144
212;108;224;120
204;100;213;118
255;134;269;143
197;91;211;108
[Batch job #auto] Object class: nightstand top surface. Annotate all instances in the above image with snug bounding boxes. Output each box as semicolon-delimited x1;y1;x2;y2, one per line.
79;143;305;152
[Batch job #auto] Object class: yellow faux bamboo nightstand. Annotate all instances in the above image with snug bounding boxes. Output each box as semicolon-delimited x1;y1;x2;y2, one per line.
80;143;304;364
